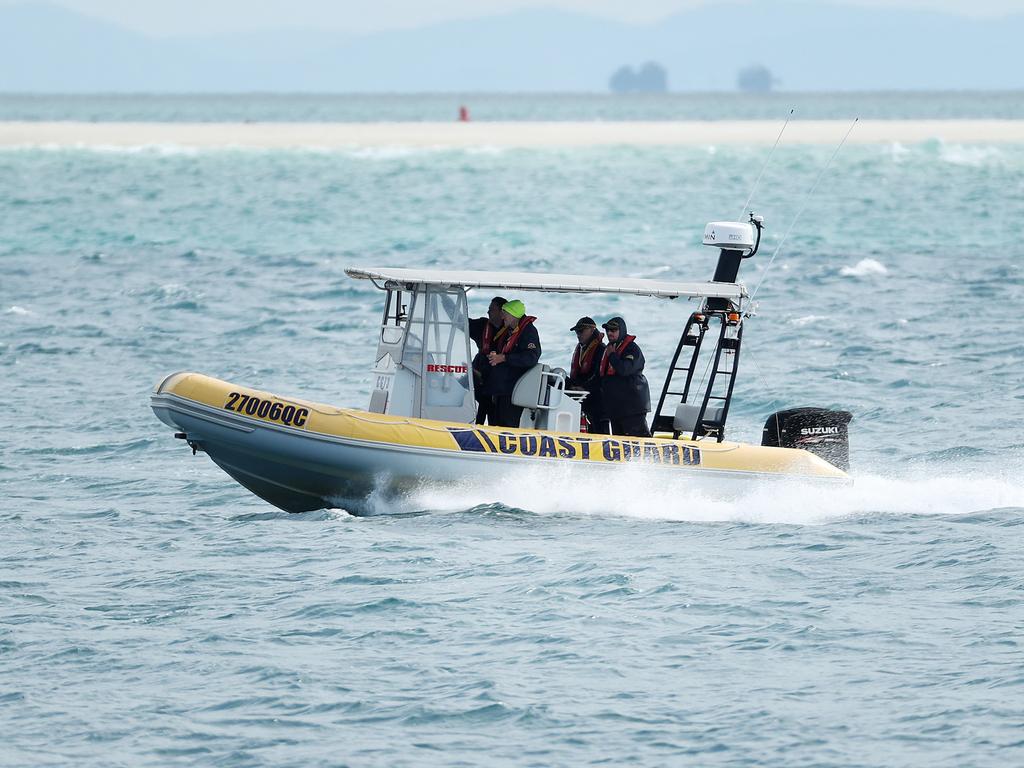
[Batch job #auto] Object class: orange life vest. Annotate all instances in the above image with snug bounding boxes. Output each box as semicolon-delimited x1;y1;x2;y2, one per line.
571;333;604;379
481;322;507;354
500;316;537;355
599;335;636;377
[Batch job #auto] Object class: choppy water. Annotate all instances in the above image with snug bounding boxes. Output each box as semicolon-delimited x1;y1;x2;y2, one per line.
3;124;1024;765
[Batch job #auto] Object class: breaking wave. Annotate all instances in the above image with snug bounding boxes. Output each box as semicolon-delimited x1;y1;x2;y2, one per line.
839;258;888;277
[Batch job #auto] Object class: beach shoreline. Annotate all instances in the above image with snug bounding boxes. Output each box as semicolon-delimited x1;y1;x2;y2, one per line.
1;119;1022;148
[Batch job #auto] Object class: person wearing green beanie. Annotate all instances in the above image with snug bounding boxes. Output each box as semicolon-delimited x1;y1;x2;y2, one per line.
485;299;542;427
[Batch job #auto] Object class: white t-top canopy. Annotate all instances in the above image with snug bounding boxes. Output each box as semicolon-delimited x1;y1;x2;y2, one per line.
345;267;745;301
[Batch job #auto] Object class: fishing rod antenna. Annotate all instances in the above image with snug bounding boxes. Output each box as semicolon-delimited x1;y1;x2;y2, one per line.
749;117;858;303
738;108;794;220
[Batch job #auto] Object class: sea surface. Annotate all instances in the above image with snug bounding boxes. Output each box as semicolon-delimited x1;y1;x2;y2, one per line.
3;90;1024;122
2;95;1024;766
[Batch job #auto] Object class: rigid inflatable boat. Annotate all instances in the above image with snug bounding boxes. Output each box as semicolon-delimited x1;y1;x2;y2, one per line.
152;214;853;513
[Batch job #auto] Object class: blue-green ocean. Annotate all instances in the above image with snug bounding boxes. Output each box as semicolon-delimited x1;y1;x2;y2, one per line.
2;94;1023;766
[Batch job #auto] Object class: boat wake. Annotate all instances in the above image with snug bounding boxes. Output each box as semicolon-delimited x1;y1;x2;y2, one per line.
381;461;1024;525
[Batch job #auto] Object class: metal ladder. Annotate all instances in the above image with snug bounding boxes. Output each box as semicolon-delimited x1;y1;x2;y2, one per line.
651;311;709;433
690;317;743;441
652;310;744;441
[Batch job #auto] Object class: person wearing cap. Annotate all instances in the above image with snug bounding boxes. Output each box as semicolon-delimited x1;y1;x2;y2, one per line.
468;295;508;424
599;316;652;437
485;299;542;428
566;316;609;434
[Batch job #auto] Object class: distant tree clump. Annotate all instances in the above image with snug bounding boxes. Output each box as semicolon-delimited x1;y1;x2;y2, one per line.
737;65;777;93
609;61;668;93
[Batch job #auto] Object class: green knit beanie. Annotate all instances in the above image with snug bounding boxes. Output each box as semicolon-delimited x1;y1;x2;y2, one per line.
502;299;526;319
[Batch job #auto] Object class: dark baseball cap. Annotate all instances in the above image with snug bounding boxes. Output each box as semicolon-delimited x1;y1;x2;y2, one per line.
601;319;620;331
570;316;597;332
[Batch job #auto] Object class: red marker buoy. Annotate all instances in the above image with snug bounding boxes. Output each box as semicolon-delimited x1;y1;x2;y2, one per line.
458;105;470;122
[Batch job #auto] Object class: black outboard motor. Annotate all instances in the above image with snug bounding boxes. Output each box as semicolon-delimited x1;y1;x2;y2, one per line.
762;408;853;471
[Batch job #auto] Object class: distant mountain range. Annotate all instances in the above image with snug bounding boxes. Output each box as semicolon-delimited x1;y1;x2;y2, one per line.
1;1;1021;92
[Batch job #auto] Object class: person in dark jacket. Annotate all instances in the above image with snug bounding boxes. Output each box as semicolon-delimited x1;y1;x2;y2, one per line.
486;299;541;428
467;295;508;424
566;316;609;434
599;316;651;437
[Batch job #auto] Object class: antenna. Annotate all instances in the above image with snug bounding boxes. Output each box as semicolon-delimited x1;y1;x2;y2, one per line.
749;117;858;302
738;108;794;219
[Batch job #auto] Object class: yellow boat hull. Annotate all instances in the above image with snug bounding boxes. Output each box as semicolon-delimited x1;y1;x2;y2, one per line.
151;372;848;513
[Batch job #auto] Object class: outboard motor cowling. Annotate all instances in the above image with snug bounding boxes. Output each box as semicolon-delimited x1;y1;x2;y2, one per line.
762;407;852;471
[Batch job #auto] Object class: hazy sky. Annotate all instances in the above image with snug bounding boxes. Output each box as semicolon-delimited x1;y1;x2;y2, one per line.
4;0;1021;35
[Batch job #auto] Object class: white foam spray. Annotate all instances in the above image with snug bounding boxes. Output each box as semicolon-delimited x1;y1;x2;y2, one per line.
395;461;1024;526
840;258;888;277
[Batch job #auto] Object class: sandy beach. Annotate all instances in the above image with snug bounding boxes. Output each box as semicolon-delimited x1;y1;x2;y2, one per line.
1;120;1022;148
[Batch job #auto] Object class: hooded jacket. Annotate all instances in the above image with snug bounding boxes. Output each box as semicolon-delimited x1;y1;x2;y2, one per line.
598;316;651;418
